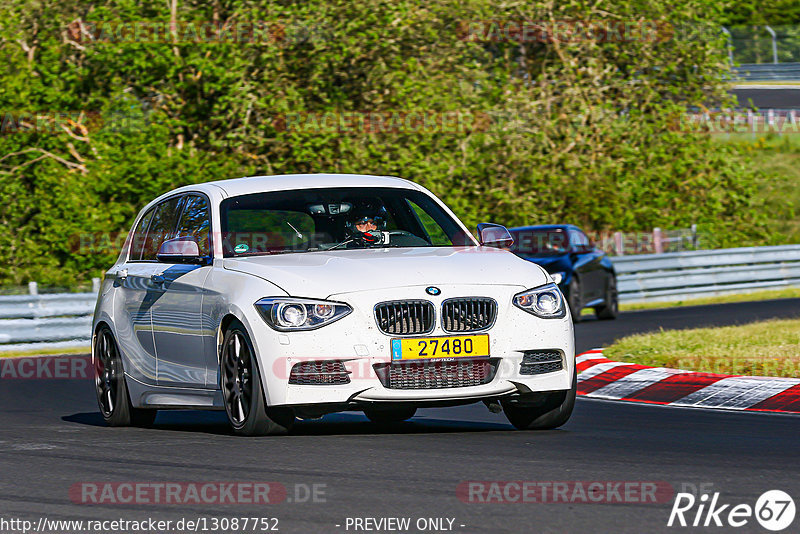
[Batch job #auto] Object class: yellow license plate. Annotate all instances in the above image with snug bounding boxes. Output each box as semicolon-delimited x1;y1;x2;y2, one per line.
391;334;490;361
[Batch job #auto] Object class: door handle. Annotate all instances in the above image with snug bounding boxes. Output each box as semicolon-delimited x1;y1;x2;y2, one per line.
115;269;128;280
151;274;165;285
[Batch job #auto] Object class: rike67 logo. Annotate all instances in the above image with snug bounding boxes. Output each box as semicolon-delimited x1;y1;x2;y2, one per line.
668;490;795;531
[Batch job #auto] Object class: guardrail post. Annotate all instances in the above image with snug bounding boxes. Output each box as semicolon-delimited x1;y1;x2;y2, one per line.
92;277;101;293
653;228;664;254
28;281;38;296
721;27;734;66
765;26;778;64
614;232;624;256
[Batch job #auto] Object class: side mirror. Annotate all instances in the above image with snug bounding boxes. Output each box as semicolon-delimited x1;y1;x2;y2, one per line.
477;223;514;249
157;237;202;263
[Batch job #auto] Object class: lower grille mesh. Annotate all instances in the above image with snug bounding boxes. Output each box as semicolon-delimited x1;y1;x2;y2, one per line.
374;359;497;390
289;360;351;385
520;350;563;375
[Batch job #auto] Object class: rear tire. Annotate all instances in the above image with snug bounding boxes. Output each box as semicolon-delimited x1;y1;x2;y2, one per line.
220;321;294;436
595;274;619;320
501;370;577;430
94;326;157;427
364;406;417;424
567;277;582;323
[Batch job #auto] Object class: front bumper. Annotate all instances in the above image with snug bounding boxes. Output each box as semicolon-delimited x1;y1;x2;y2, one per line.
244;284;575;407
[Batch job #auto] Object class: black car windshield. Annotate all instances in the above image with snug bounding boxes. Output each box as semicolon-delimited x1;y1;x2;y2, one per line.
509;228;569;256
220;187;473;256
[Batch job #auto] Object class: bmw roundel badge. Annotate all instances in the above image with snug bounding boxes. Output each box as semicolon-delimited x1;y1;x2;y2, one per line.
426;286;441;296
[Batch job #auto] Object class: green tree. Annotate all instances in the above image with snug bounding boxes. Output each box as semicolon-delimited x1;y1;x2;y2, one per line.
0;0;774;287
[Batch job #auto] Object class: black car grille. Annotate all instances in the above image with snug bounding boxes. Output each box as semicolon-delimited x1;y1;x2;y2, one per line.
374;359;497;389
374;300;435;335
289;360;351;385
441;297;497;332
519;350;563;375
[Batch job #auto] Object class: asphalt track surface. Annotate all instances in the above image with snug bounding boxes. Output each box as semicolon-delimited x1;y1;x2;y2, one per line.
731;88;800;109
2;298;800;534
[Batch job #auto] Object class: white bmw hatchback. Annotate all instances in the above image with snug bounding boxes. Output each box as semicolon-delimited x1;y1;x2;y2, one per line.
93;174;575;435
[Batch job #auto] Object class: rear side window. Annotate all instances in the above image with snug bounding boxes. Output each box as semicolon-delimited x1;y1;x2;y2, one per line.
142;197;182;261
175;194;212;256
569;229;591;251
129;208;155;260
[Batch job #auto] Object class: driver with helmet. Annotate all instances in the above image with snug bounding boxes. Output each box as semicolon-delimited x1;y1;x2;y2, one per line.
346;205;387;247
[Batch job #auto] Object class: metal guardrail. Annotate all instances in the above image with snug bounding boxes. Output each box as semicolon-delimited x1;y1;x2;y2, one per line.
614;245;800;303
734;63;800;81
0;293;95;352
1;244;800;350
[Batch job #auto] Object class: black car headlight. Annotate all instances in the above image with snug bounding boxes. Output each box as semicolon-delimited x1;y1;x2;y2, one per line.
255;297;352;331
513;283;566;319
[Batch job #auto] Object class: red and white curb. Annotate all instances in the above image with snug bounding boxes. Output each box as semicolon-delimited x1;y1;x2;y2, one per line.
576;349;800;414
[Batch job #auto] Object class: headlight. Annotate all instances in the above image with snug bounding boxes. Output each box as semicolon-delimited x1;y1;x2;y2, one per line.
255;297;352;331
513;283;566;319
550;272;565;285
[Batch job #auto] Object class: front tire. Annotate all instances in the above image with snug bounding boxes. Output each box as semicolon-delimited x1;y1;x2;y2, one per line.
595;274;619;320
567;277;582;323
364;406;417;424
501;370;577;430
94;326;157;427
220;321;294;436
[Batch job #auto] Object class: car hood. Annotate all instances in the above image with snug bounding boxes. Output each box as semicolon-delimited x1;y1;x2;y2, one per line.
516;253;570;271
223;247;548;298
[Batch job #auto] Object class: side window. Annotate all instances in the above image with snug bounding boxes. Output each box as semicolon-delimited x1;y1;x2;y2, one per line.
568;230;580;250
579;231;592;250
129;208;154;261
407;200;450;245
142;196;182;261
175;195;211;256
569;229;590;252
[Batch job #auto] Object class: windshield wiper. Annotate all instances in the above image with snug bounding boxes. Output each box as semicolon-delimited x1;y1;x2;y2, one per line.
326;239;354;251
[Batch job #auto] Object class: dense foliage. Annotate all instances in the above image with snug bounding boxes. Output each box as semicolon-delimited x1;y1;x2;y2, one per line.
0;0;775;286
721;1;800;26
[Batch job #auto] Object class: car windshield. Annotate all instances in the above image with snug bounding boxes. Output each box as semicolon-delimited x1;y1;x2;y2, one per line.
220;187;473;257
509;228;569;256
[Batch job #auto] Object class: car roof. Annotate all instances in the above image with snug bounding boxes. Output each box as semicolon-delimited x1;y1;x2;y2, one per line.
164;173;423;200
509;224;580;231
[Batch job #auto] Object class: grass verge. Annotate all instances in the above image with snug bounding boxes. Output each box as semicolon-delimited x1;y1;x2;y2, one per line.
616;287;800;312
604;318;800;378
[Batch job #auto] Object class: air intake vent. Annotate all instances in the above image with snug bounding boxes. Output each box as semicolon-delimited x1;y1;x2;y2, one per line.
374;359;498;389
520;350;563;375
441;297;497;332
289;360;351;385
374;300;435;335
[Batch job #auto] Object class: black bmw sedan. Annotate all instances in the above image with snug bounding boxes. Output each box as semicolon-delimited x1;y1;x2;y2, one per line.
508;224;618;322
